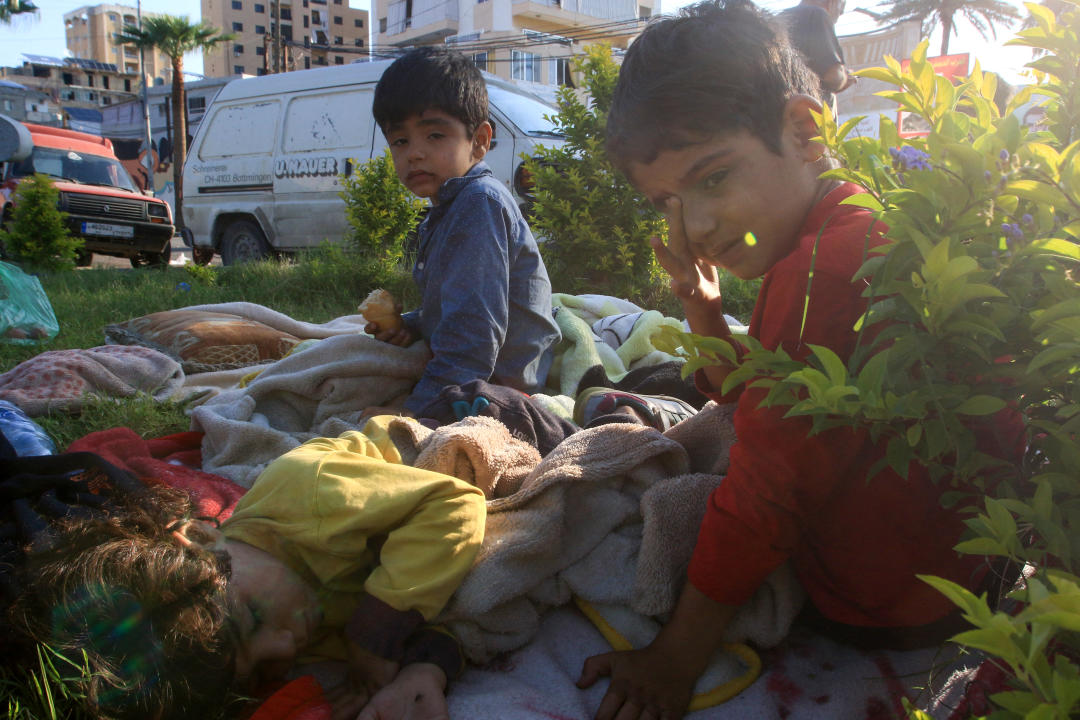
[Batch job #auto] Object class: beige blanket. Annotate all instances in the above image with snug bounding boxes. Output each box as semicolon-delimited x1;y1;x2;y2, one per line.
189;334;430;487
385;404;803;664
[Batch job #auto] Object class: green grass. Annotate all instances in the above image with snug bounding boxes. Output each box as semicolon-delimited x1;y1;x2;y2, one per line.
0;244;417;448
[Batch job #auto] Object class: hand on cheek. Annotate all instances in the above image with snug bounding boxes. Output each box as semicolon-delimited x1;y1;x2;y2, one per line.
652;199;720;306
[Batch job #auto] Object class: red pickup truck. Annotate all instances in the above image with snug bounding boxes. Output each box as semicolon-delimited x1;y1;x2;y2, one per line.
0;116;175;267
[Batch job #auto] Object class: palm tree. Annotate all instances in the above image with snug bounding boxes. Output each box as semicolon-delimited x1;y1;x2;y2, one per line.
0;0;38;23
854;0;1021;55
115;16;233;230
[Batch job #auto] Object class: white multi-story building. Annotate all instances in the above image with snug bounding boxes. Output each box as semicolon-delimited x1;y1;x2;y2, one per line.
373;0;655;88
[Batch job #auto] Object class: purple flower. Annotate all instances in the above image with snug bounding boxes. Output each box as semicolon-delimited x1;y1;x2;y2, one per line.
1021;213;1033;226
893;146;932;171
984;170;993;183
1000;149;1010;162
176;281;192;292
1001;223;1024;244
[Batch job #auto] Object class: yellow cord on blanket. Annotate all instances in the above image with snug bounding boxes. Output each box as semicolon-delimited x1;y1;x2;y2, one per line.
572;596;762;711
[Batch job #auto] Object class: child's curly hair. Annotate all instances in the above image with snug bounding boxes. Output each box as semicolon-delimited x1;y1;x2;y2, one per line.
8;484;241;720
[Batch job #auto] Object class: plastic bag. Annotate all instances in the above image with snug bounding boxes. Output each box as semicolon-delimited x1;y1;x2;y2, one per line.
0;261;59;344
0;400;56;457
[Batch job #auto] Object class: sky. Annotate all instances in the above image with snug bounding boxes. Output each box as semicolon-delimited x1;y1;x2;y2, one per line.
0;0;1037;84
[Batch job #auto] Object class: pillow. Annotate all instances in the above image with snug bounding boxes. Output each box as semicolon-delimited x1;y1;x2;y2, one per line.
105;310;301;374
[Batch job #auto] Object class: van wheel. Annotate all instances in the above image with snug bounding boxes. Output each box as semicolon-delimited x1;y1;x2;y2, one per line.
221;220;271;265
192;247;215;266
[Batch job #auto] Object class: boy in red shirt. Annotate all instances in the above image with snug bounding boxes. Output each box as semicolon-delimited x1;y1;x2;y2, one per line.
576;2;1021;719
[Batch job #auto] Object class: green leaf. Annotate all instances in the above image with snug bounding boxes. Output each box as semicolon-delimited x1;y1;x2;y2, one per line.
954;395;1007;415
839;193;884;211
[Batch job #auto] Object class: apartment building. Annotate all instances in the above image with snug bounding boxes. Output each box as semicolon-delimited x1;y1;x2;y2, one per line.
201;0;370;77
63;4;172;85
0;55;141;113
373;0;654;87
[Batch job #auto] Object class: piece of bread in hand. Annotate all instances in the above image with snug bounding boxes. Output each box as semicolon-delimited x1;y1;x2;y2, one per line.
358;288;403;332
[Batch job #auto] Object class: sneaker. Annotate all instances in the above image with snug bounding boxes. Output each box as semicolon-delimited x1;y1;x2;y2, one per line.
574;387;698;431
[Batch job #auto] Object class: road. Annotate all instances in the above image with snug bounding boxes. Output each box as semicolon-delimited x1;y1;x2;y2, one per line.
87;235;221;268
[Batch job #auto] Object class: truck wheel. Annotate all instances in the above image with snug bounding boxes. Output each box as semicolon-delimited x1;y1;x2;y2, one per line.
221;220;271;265
192;247;215;266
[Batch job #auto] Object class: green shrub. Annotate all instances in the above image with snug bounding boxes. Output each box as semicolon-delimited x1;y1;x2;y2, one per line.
0;175;83;272
525;44;668;300
339;149;426;273
657;22;1080;717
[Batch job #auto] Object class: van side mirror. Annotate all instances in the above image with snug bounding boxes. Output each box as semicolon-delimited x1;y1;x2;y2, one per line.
0;114;33;163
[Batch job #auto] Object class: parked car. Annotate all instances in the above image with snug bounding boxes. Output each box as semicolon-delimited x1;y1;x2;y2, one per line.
181;60;565;265
0;115;175;268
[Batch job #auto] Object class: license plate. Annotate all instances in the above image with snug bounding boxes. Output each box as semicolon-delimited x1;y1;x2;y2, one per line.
82;222;135;239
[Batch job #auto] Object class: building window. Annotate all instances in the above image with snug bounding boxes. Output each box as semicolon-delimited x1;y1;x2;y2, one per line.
232;0;242;9
256;45;266;55
281;8;292;19
232;21;243;31
335;55;344;64
258;67;267;75
312;9;321;22
305;56;311;68
282;24;293;40
638;4;650;17
234;44;244;55
103;96;111;105
235;65;245;74
511;50;541;82
473;52;487;72
188;96;206;112
379;17;386;32
354;37;363;46
304;15;309;26
354;17;363;26
157;103;167;117
304;35;310;46
255;24;266;33
86;75;94;87
62;72;74;85
333;35;342;44
255;2;265;10
124;78;132;91
102;76;110;89
554;57;572;86
108;12;119;21
124;46;137;57
333;15;342;24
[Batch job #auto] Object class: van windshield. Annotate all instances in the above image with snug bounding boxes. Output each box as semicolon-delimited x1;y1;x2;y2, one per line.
12;146;140;193
487;84;564;138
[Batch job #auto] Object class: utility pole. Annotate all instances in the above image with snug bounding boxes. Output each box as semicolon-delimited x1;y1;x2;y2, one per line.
273;0;282;72
137;0;154;194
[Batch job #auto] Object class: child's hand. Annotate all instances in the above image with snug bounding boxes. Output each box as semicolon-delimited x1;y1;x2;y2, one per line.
355;663;448;720
651;197;721;307
337;644;399;715
578;645;697;720
366;321;416;347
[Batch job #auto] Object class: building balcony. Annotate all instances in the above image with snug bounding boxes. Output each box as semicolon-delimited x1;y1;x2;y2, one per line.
385;0;458;45
512;0;639;27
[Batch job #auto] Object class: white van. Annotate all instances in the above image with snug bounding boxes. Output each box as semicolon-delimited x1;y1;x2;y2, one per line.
181;59;565;265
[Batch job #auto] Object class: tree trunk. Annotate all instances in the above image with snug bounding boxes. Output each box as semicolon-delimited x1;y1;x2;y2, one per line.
171;57;186;232
940;15;953;55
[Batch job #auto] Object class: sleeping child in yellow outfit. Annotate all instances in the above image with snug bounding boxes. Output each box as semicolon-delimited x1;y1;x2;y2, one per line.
11;419;486;720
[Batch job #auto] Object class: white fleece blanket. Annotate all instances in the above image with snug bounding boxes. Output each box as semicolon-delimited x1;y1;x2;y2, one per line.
445;605;967;720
